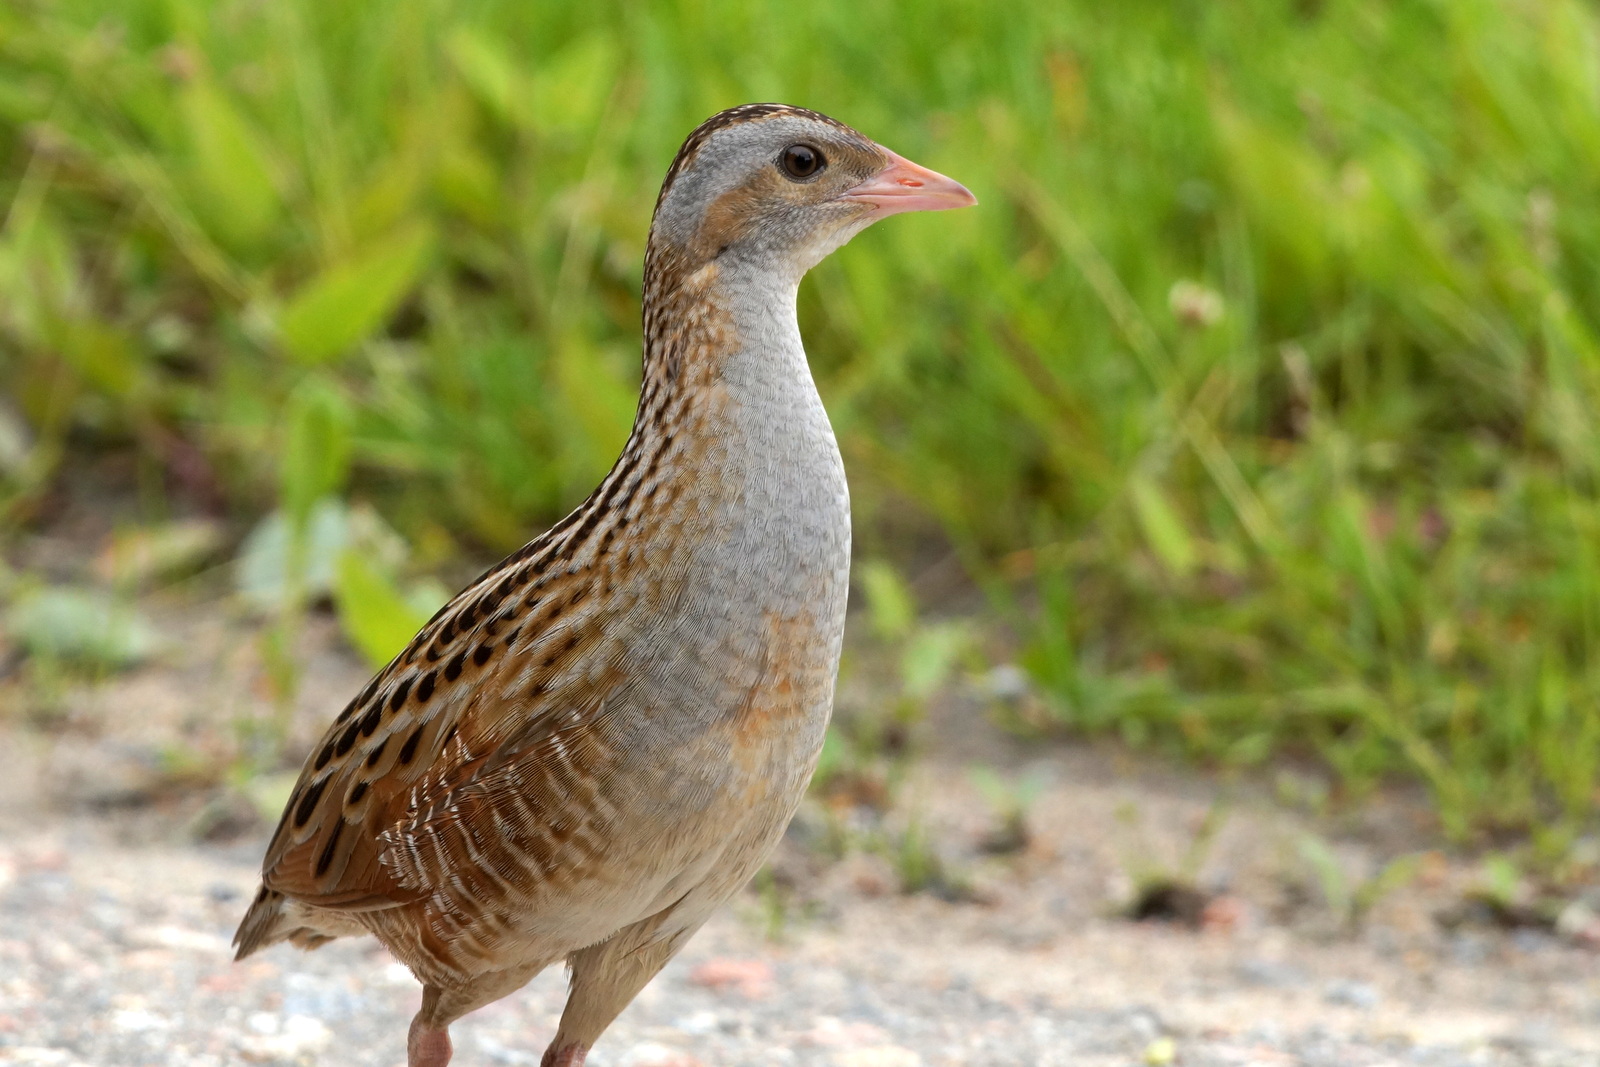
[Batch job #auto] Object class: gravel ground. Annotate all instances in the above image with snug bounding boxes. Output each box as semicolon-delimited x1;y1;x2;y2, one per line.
3;799;1599;1067
3;599;1600;1066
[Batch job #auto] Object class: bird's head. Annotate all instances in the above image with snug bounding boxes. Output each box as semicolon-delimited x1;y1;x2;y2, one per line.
648;103;976;285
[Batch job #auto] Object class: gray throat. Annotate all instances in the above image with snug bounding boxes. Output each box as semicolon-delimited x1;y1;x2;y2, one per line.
707;260;851;600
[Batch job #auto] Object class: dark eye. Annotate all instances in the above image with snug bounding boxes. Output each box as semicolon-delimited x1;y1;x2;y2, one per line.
779;143;825;180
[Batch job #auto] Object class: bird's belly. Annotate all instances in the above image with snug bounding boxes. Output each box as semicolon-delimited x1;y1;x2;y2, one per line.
501;644;834;951
467;601;825;953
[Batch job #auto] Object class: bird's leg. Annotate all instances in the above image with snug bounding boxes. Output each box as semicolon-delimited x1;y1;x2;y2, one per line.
409;966;549;1067
407;1004;453;1067
540;1043;588;1067
543;916;686;1065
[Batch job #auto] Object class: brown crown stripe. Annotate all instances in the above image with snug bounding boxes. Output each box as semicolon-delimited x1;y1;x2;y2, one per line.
653;101;857;217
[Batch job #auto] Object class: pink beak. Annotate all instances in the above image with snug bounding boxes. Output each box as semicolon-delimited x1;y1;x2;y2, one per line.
838;147;978;216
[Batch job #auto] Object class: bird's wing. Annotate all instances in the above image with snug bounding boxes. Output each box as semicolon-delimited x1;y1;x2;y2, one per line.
259;537;626;912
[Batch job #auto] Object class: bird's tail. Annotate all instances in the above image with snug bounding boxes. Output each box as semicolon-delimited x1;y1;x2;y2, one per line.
233;885;352;960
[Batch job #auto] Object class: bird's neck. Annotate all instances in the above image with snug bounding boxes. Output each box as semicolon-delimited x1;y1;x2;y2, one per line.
622;238;849;625
628;238;846;532
536;238;848;634
636;242;815;435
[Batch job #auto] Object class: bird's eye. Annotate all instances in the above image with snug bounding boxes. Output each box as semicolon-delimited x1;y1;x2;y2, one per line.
779;144;825;181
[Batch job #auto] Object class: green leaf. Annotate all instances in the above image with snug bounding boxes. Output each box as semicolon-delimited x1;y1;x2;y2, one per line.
434;142;503;228
1296;833;1351;922
234;500;349;612
279;378;352;528
334;549;432;668
1481;854;1523;909
901;622;969;700
279;225;433;364
4;586;161;669
550;335;636;488
98;519;225;587
858;560;916;641
527;34;618;134
446;27;524;127
50;319;145;399
180;77;279;252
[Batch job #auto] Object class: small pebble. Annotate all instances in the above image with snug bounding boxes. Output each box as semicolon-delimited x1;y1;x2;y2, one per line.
674;1009;720;1035
687;957;773;999
1237;959;1307;989
111;1009;168;1032
617;1043;702;1067
1323;980;1381;1009
238;1013;331;1058
833;1048;922;1067
1144;1036;1177;1065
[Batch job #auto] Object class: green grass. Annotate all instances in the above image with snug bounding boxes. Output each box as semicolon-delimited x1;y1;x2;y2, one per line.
2;0;1599;845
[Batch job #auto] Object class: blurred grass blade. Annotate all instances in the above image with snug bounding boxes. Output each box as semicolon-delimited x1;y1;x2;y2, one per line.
858;560;917;641
279;225;433;364
528;34;618;135
180;76;280;253
279;377;351;528
1129;475;1197;578
333;549;432;668
446;27;525;127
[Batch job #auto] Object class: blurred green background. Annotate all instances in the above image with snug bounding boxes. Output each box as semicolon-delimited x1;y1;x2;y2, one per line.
2;0;1598;849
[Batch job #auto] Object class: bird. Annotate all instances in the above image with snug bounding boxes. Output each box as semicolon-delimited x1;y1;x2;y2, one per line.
233;102;975;1067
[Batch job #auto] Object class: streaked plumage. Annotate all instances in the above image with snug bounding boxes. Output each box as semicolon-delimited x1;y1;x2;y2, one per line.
234;102;974;1067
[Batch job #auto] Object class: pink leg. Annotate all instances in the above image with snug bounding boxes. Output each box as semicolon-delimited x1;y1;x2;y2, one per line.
540;1043;588;1067
407;1013;453;1067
